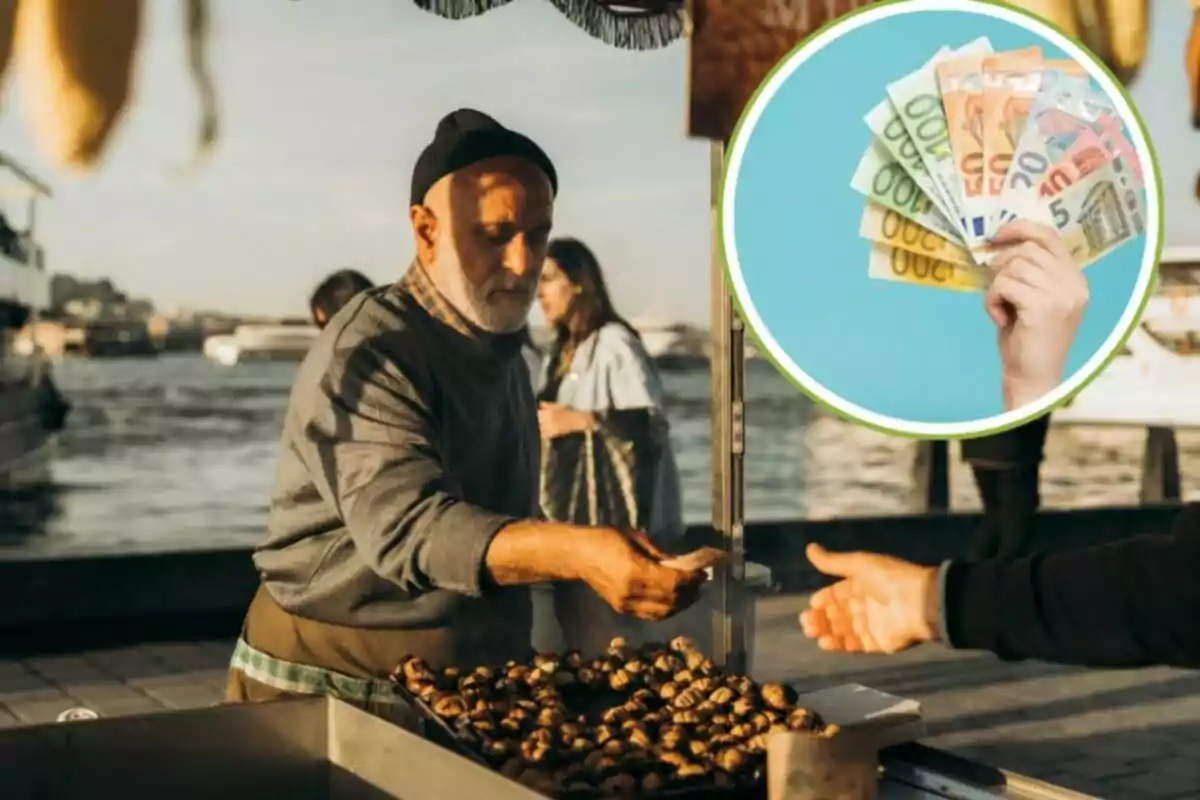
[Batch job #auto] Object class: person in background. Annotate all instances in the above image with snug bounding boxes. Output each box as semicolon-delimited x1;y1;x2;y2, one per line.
798;223;1200;669
960;415;1051;560
226;109;704;713
308;269;374;329
533;237;685;655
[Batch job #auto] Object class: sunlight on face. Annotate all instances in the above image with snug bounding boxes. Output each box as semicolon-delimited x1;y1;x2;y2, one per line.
422;156;554;333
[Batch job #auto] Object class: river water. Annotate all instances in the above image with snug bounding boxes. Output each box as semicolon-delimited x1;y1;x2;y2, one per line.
5;354;1200;554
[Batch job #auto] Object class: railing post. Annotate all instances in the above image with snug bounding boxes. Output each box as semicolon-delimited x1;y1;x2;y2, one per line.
1141;425;1182;504
912;440;951;513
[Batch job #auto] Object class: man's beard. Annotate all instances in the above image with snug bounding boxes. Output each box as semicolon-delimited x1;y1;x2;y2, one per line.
434;264;535;334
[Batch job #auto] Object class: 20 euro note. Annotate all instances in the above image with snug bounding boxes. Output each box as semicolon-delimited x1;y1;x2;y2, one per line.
850;138;963;242
858;202;975;266
937;53;990;243
887;37;993;239
866;243;989;292
1002;155;1145;268
995;69;1115;226
980;48;1044;238
864;47;957;224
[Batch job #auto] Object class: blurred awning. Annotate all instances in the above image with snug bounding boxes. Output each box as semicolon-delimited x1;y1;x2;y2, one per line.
412;0;685;50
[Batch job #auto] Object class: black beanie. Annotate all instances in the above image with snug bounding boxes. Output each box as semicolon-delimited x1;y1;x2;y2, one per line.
410;108;559;206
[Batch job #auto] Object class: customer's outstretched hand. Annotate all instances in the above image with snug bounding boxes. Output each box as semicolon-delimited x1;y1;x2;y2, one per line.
798;544;938;654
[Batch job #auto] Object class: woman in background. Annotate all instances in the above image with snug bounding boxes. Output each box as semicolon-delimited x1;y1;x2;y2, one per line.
533;237;685;655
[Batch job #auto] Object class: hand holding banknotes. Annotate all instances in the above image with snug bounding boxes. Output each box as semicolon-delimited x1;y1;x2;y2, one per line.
984;220;1089;411
798;544;938;654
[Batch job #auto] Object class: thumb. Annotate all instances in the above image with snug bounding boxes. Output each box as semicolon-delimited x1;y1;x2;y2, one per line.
805;543;866;579
627;529;668;561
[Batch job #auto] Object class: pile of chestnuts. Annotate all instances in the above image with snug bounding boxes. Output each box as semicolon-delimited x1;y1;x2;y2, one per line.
390;636;838;797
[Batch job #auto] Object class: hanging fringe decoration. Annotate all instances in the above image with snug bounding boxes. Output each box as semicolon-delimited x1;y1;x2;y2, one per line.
542;0;682;51
413;0;683;50
172;0;219;176
412;0;515;21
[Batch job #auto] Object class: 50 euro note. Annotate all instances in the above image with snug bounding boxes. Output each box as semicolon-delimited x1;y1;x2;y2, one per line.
864;46;957;225
937;53;990;243
858;202;974;266
979;48;1045;239
850;138;963;242
1002;155;1146;267
887;37;993;239
866;243;988;292
995;69;1115;224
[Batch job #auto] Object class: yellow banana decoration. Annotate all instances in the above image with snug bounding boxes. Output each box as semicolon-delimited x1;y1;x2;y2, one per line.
14;0;143;171
1007;0;1148;86
0;1;17;90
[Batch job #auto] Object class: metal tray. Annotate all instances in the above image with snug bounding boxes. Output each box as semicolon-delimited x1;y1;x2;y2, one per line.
0;696;550;800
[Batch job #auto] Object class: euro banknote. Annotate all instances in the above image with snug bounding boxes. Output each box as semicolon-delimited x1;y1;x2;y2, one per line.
858;202;974;266
866;243;988;292
887;37;992;239
980;48;1043;237
849;138;963;242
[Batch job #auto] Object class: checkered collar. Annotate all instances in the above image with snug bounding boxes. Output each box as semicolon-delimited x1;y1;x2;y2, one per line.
400;259;529;359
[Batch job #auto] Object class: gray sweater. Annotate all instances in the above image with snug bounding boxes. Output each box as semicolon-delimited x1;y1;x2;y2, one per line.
254;264;538;648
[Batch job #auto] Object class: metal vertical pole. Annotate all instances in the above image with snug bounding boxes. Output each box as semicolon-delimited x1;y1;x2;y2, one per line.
709;140;747;674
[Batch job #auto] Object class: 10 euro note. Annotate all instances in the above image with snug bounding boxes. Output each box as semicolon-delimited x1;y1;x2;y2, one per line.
887;37;992;239
850;138;963;242
937;53;990;243
1002;155;1145;267
866;243;989;292
858;202;974;266
996;69;1114;223
980;48;1043;239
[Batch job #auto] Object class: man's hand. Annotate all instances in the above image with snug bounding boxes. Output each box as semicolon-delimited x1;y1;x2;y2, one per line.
985;221;1089;411
798;544;938;654
577;527;706;621
538;402;595;439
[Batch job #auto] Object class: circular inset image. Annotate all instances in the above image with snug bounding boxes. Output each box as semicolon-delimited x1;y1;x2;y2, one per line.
721;0;1161;438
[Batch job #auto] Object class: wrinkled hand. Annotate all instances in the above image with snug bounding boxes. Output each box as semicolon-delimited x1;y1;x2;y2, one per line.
985;221;1088;411
579;527;706;621
798;544;938;654
538;402;594;439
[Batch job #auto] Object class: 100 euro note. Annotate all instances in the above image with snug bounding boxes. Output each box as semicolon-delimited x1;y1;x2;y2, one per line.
937;53;990;243
850;138;964;242
993;69;1116;234
887;36;992;239
979;48;1044;241
864;47;958;225
1003;154;1146;268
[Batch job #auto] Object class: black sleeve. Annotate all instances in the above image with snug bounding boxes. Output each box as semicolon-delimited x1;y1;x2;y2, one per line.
944;503;1200;668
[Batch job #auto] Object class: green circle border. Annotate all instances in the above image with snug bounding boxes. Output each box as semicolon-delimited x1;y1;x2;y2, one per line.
716;0;1165;442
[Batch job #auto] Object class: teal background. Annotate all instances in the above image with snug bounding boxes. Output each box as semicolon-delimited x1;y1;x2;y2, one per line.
729;9;1147;424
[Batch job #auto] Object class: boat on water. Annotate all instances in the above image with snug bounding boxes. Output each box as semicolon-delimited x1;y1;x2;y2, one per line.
0;155;60;491
203;322;320;366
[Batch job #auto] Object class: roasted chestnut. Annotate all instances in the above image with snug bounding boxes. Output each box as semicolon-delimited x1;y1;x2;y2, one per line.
731;697;755;718
609;670;633;692
658;751;689;769
658;725;685;751
569;737;593;753
672;688;703;709
642;772;665;792
677;761;709;779
714;747;745;773
432;694;468;718
687;739;710;757
668;636;696;653
787;707;824;732
499;757;523;778
672;709;701;725
601;738;625;756
709;686;736;707
761;683;797;711
594;724;618;746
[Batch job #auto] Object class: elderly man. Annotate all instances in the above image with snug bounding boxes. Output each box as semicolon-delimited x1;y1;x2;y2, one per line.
227;109;704;707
